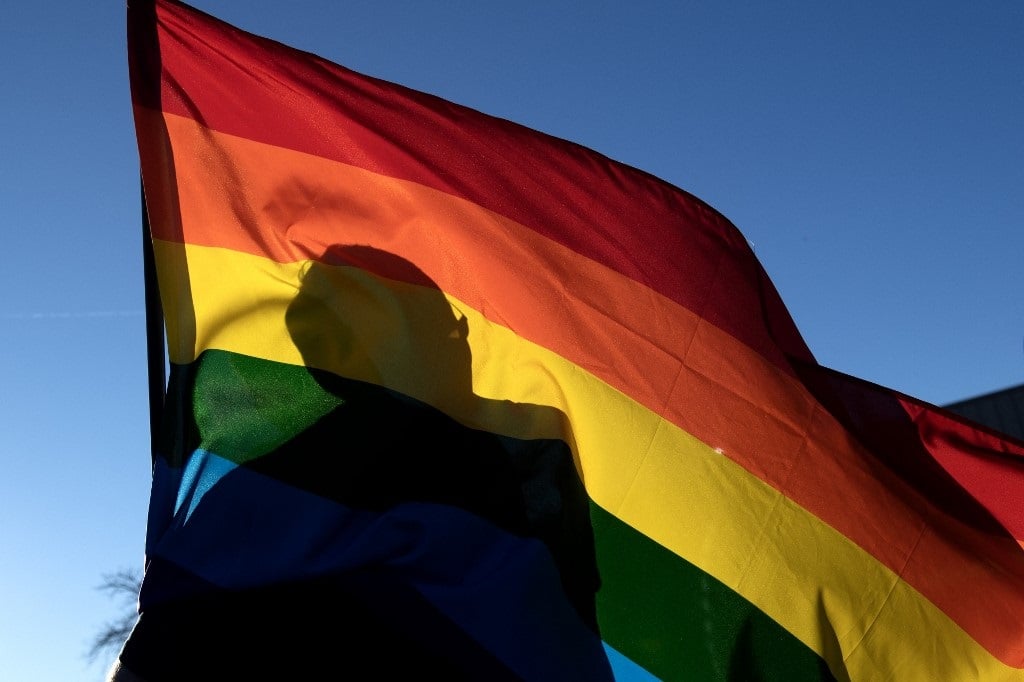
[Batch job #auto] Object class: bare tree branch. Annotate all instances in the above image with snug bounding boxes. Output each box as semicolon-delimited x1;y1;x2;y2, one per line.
87;567;142;664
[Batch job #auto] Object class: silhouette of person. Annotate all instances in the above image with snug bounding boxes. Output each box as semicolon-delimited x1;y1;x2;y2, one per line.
112;246;610;681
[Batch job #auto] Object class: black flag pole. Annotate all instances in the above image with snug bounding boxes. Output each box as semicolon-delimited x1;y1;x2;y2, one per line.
141;179;166;461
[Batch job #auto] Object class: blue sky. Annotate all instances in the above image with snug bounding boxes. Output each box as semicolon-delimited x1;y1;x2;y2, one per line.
1;1;1021;679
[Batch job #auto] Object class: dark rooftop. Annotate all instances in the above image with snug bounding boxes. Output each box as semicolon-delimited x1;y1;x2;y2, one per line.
943;383;1024;443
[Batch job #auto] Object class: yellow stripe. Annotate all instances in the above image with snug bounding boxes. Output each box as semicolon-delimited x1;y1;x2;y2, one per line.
155;240;1020;679
147;114;1024;662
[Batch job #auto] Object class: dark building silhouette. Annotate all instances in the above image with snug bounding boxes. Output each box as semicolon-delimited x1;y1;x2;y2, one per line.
944;383;1024;442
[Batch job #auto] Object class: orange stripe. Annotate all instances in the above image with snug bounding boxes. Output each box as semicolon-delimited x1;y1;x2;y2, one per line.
133;1;817;372
146;111;1024;664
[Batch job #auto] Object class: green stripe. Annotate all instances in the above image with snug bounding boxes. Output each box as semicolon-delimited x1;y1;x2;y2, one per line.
165;348;602;630
592;502;837;682
189;349;344;463
158;349;344;466
167;349;835;680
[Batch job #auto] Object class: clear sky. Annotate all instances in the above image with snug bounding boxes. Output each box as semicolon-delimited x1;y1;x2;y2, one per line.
1;1;1021;679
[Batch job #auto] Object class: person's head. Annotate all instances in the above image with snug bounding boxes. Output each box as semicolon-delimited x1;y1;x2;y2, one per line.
286;245;473;399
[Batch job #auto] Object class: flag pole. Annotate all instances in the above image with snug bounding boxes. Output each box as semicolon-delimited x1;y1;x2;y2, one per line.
141;179;166;461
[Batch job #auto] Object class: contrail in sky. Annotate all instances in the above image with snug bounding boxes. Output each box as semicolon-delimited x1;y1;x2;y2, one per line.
1;310;145;320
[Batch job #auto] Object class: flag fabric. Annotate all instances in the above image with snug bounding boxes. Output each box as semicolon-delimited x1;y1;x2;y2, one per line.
124;0;1024;679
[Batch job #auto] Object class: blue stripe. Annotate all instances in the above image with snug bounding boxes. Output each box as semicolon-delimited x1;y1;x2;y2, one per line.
604;642;661;682
145;452;614;680
174;449;238;521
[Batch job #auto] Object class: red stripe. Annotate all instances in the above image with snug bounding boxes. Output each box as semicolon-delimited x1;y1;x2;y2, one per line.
132;0;814;376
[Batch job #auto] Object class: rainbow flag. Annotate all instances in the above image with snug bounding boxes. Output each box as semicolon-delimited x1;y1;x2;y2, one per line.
125;1;1024;679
